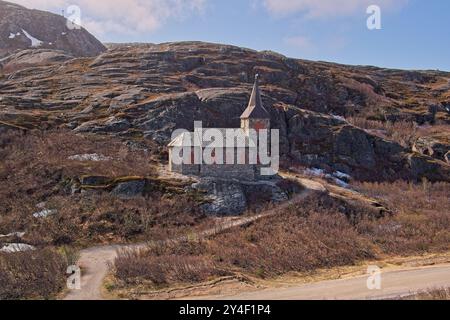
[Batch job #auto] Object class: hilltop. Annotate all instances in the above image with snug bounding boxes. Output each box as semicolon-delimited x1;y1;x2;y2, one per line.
0;0;105;58
0;41;449;182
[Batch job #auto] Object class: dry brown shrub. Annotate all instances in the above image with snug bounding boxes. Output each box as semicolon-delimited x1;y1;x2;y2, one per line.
400;287;450;300
114;247;225;286
113;183;450;287
354;180;450;254
347;117;418;148
0;248;67;300
113;194;376;285
0;130;203;245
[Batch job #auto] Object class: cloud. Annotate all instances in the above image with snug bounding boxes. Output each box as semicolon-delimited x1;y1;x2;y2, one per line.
262;0;408;18
284;35;315;52
10;0;207;37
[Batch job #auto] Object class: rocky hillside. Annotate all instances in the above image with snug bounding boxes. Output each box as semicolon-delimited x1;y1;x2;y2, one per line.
0;41;449;182
0;1;105;58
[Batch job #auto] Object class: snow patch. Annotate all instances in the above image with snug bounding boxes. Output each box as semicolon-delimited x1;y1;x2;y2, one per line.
334;171;351;181
68;153;112;162
333;178;349;188
304;168;352;189
304;168;325;177
33;209;57;218
8;33;16;39
21;29;43;47
0;243;35;253
331;114;346;122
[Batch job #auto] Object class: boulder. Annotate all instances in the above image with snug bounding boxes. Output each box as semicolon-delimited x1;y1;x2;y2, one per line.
80;175;110;186
191;178;289;215
192;178;247;216
413;137;450;162
111;180;146;198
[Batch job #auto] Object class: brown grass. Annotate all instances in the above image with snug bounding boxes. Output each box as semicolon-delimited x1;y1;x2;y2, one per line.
114;248;228;287
0;248;67;300
398;287;450;300
113;180;450;289
113;193;376;287
354;180;450;255
0;130;205;245
347;117;418;148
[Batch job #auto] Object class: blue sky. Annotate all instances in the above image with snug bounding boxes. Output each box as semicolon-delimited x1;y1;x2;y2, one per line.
12;0;450;71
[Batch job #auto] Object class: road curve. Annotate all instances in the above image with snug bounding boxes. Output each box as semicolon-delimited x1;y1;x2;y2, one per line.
64;189;314;300
199;264;450;300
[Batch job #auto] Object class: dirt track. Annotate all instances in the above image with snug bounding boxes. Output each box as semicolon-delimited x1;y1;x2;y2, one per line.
64;177;447;301
64;183;317;300
197;264;450;300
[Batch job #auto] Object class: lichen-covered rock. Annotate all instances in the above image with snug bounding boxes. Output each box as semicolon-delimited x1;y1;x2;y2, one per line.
407;154;448;181
111;180;146;198
413;137;450;162
192;178;247;216
191;178;289;215
242;181;289;204
79;175;110;186
0;49;73;73
0;40;449;183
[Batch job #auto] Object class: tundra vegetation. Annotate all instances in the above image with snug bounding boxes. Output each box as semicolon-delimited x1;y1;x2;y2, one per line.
0;32;449;299
112;181;450;292
0;129;449;299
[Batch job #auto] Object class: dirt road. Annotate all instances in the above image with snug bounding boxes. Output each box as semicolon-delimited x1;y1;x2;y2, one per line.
64;185;316;300
64;177;414;301
199;264;450;300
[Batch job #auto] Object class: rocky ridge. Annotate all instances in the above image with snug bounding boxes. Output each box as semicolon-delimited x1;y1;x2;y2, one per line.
0;0;106;58
0;41;449;182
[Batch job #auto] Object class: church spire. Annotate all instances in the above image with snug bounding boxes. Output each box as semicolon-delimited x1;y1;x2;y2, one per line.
240;74;270;120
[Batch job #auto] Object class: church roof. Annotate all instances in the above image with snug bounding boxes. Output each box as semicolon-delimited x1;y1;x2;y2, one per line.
240;74;270;120
168;129;257;148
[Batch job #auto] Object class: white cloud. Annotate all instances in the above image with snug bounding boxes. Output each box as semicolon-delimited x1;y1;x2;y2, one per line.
262;0;408;18
284;35;315;52
10;0;207;37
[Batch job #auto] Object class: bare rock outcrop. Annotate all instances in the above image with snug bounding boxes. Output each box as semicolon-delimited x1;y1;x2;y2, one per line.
0;40;448;182
0;0;106;58
191;178;289;215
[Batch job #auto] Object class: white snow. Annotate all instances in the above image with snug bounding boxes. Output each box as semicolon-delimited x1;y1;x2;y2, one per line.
331;114;346;122
36;202;46;209
334;171;351;180
304;168;325;177
8;33;16;39
61;32;67;35
333;178;349;188
21;29;43;47
33;209;57;218
68;153;112;162
0;243;35;253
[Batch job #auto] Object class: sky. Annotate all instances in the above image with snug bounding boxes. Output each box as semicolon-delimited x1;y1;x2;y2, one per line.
9;0;450;71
